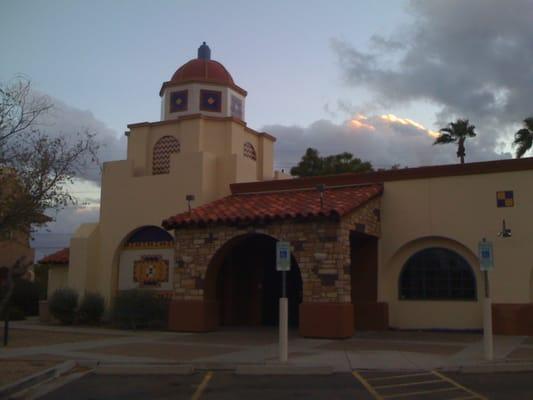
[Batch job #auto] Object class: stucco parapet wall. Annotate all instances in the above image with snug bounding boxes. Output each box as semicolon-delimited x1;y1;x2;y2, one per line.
171;202;380;304
230;157;533;194
126;114;276;142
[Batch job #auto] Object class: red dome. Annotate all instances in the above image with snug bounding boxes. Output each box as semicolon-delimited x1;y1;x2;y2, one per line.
159;43;247;97
171;58;235;86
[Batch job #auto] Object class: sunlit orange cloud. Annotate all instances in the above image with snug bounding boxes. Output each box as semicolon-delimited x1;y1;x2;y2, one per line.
349;114;376;131
380;114;439;138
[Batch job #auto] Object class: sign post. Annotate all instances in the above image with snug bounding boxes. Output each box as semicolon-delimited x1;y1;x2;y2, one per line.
478;238;494;361
276;241;291;363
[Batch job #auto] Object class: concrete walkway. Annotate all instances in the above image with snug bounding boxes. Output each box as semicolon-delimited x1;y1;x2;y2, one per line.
2;321;533;373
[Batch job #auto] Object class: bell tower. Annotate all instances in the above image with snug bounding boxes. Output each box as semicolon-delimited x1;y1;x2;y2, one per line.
159;42;246;122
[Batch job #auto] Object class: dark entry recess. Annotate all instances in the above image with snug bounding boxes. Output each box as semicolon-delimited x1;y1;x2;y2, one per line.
350;231;378;303
350;231;388;330
215;234;302;327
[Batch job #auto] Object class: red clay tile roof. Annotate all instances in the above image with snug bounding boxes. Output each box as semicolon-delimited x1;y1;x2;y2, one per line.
162;184;382;229
159;58;247;96
38;248;69;265
171;58;235;85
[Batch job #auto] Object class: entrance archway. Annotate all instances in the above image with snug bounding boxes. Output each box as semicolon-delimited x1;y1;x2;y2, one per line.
205;234;302;328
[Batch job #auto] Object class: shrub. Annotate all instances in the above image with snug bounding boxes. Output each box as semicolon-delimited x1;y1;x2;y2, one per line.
0;305;25;321
49;287;78;324
112;290;168;330
11;278;40;316
78;292;105;324
33;264;50;300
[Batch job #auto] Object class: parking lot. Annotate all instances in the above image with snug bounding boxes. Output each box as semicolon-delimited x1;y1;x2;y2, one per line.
38;370;533;400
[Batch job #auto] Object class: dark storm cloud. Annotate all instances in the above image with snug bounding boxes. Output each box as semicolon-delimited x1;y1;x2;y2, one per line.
34;92;126;183
331;0;533;128
269;0;528;172
268;115;510;172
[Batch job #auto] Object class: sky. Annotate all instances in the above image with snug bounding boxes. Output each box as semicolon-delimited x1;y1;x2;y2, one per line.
1;0;532;259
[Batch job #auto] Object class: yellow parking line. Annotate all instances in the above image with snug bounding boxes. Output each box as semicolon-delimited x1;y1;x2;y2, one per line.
365;372;433;382
374;378;442;389
431;370;488;400
191;371;213;400
352;371;384;400
383;386;458;398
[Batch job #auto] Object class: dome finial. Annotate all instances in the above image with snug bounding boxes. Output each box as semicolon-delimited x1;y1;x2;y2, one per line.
198;42;211;60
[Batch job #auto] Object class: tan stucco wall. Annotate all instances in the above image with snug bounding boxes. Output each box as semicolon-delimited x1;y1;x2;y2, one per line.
379;169;533;329
69;115;276;304
47;266;69;298
68;223;100;295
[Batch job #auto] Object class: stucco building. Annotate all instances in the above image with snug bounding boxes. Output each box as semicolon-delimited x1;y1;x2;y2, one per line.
62;43;286;304
56;43;533;339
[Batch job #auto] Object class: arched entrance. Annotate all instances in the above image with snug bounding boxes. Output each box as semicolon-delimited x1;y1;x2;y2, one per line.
205;234;302;328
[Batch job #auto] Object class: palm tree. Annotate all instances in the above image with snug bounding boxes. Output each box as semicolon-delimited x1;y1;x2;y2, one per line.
433;119;477;164
512;117;533;158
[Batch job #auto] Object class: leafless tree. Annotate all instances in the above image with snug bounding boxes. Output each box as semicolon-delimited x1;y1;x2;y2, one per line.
0;78;100;315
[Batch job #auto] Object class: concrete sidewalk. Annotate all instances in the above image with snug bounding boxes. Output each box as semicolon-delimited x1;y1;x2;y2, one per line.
2;321;533;373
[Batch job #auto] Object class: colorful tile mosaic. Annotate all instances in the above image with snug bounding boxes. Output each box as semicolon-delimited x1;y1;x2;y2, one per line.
133;255;169;287
169;90;188;113
200;89;222;112
496;190;514;207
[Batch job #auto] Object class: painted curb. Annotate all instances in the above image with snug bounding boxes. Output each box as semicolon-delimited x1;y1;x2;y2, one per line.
0;360;76;399
235;365;334;375
94;364;194;375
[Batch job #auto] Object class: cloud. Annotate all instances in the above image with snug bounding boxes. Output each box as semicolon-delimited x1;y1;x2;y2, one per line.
269;113;510;171
330;0;533;153
32;90;126;183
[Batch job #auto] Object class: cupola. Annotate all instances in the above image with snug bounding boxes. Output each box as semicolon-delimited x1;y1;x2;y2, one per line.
159;43;247;122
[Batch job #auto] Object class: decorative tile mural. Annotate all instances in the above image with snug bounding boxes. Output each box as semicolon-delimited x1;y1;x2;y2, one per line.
496;190;514;208
231;95;243;119
152;136;180;175
243;142;257;161
200;89;222;112
169;90;188;113
133;255;169;288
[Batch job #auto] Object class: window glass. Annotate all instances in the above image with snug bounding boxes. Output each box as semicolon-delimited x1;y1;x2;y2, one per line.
399;247;476;300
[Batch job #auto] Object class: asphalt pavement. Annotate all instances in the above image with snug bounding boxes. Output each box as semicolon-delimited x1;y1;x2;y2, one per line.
37;371;533;400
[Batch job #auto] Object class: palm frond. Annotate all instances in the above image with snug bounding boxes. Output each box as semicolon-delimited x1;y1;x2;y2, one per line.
513;128;533;158
433;133;454;145
523;117;533;132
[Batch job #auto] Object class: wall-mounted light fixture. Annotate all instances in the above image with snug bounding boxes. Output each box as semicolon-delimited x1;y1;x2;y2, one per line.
498;219;512;238
185;194;195;213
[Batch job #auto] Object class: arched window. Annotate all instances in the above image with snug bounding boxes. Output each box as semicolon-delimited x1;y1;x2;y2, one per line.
399;247;476;300
243;142;257;161
152;136;180;175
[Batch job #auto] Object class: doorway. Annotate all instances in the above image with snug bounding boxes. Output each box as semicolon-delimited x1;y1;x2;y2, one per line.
209;234;302;328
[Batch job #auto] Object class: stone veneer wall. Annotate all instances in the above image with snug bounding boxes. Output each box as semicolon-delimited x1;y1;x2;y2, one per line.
172;196;381;304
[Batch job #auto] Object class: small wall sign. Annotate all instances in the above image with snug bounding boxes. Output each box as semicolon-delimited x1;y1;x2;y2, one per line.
276;241;291;271
478;239;494;271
